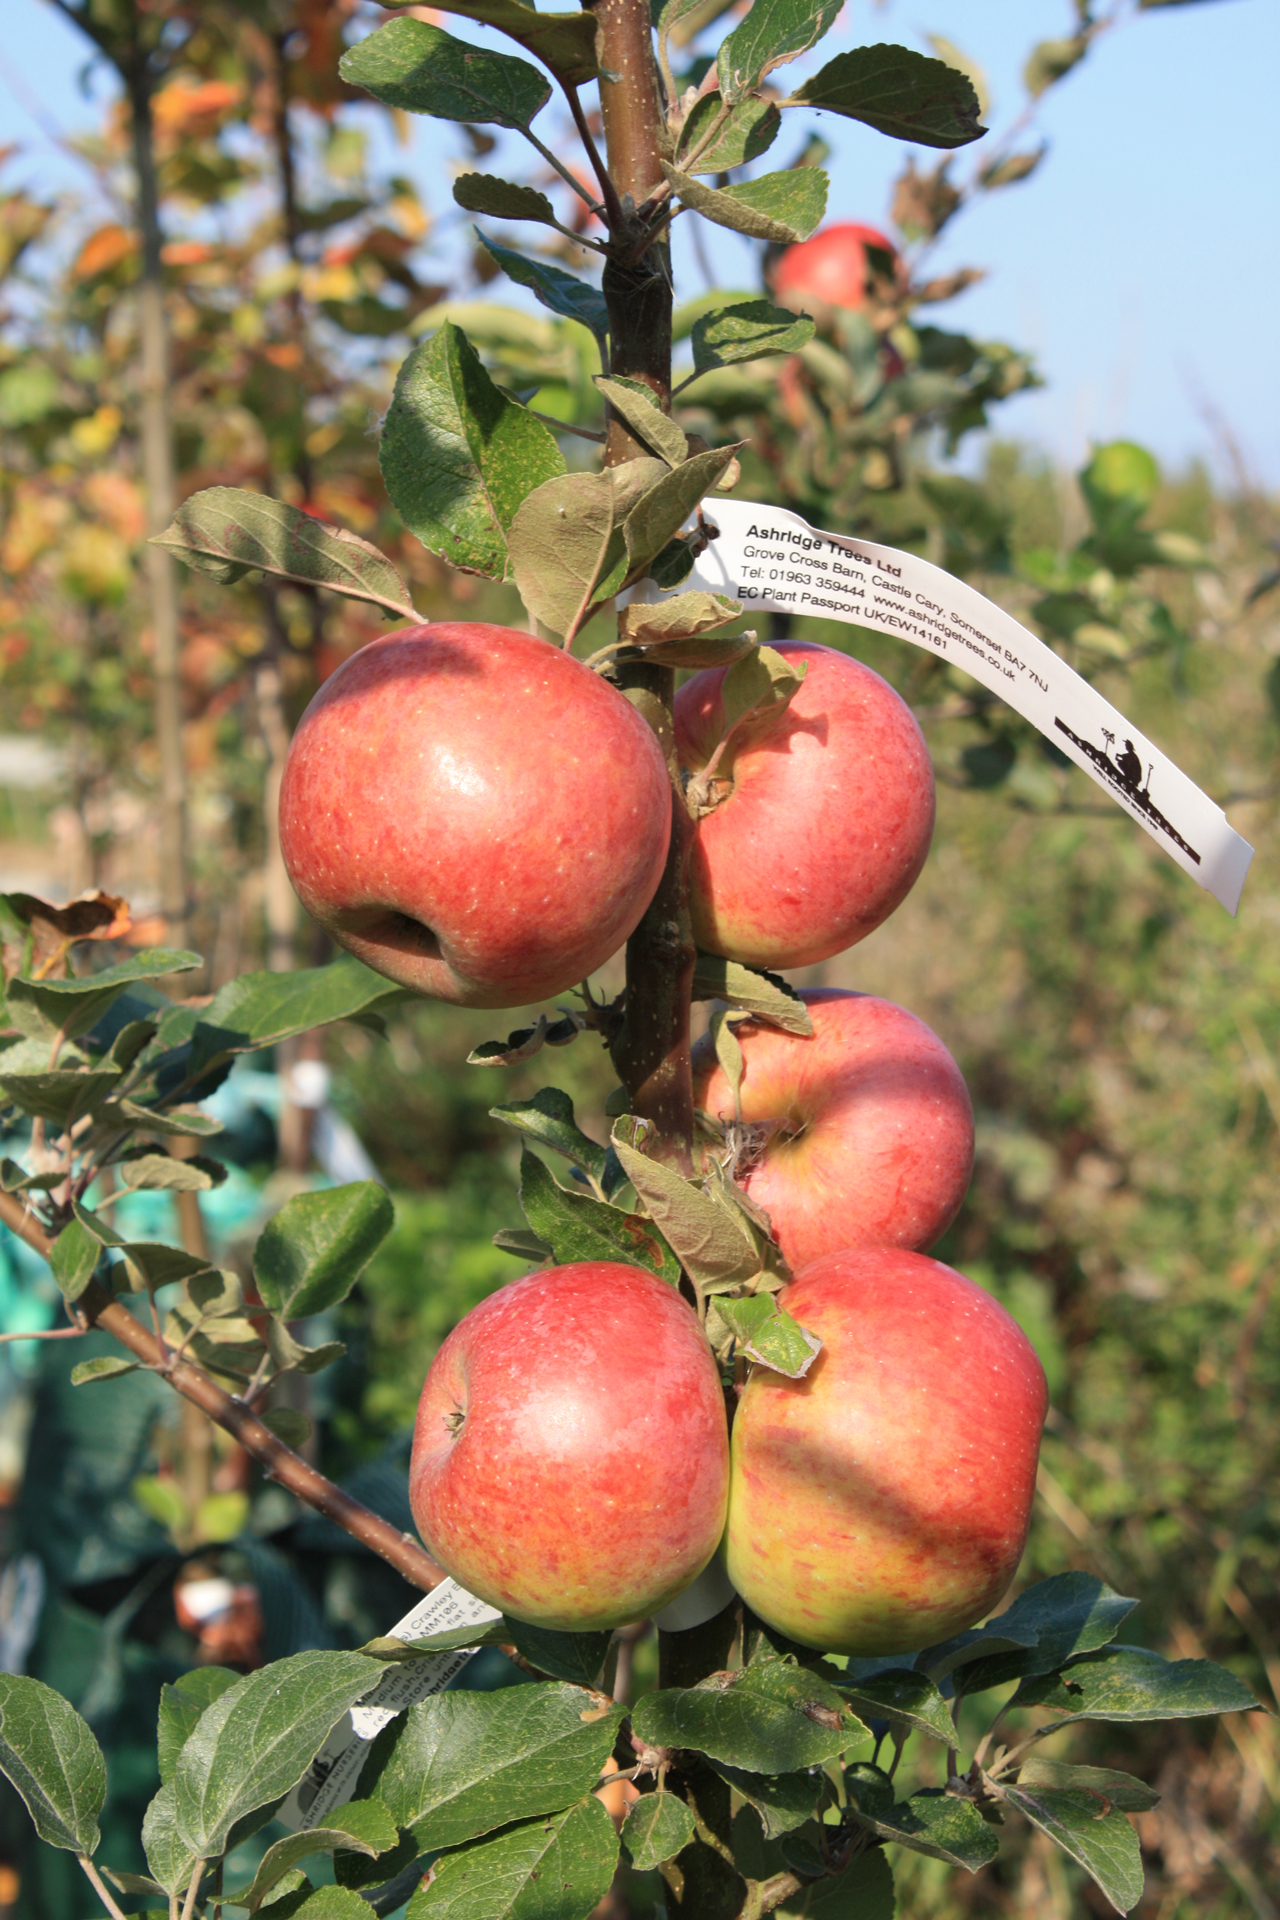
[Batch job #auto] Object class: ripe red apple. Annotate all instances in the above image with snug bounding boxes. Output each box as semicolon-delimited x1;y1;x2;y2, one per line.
771;221;900;315
279;622;671;1008
409;1262;730;1631
726;1247;1048;1654
693;989;972;1270
673;643;934;971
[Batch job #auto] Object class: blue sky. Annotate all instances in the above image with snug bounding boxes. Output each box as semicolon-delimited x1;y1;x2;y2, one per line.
3;0;1276;483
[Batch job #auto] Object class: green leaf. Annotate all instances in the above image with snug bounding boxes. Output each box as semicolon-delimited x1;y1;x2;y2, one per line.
70;1355;140;1386
131;1476;190;1535
49;1218;100;1303
341;18;550;129
143;1781;199;1897
506;471;619;638
117;1243;216;1294
710;1765;821;1839
519;1149;681;1285
620;1790;696;1869
363;1621;510;1660
1003;1784;1144;1912
663;164;828;245
173;1651;381;1858
362;1683;623;1854
378;0;598;89
453;174;558;226
263;1320;347;1378
188;956;403;1085
832;1668;956;1744
151;490;415;616
717;0;843;104
253;1183;394;1320
407;1794;619;1918
789;43;984;147
927;33;989;116
224;1802;400;1910
0;1674;106;1855
158;1670;240;1786
1010;1646;1260;1726
715;1294;821;1377
380;320;566;580
846;1776;999;1871
195;1491;251;1544
594;378;689;468
678;94;782;173
111;1101;226;1138
506;1624;613;1689
631;1662;867;1774
689;300;816;377
954;1575;1138;1694
777;1845;895;1917
249;1888;372;1919
690;956;813;1034
3;950;200;1045
624;445;742;571
118;1152;226;1193
260;1407;314;1449
493;1228;553;1261
1013;1760;1160;1814
0;1049;121;1124
490;1091;608;1186
476;236;610;354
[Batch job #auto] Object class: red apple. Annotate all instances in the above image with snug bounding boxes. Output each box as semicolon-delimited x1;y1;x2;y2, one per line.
726;1247;1048;1654
279;622;671;1008
771;221;900;314
693;989;972;1270
409;1262;730;1631
674;643;934;970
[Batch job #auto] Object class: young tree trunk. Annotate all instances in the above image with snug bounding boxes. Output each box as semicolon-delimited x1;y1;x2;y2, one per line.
126;66;189;947
595;8;743;1910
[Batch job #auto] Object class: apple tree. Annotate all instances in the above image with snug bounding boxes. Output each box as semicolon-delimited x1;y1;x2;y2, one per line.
0;0;1263;1916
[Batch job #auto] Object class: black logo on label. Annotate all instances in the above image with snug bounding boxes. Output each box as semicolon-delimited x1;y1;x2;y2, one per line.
1054;719;1201;866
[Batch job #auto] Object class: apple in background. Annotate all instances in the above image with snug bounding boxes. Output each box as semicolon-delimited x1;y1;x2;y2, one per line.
673;643;934;971
409;1262;730;1631
693;989;972;1271
726;1246;1048;1654
279;623;671;1008
770;221;901;315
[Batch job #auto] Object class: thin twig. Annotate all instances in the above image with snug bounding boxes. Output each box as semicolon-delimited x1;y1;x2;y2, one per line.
76;1855;130;1920
0;1324;88;1346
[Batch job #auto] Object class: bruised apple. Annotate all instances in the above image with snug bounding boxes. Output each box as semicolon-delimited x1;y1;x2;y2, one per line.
674;643;934;970
726;1247;1048;1654
279;623;670;1008
693;989;973;1269
409;1262;730;1631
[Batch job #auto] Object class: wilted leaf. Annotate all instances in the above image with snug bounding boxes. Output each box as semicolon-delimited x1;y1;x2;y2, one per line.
623;445;742;571
153;490;415;615
789;44;985;147
691;956;813;1034
618;591;740;647
594;377;689;468
663;164;827;246
609;1130;758;1289
380;320;565;579
341;18;551;129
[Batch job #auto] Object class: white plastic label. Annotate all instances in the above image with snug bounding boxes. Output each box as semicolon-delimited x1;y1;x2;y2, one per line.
682;498;1253;915
276;1578;503;1832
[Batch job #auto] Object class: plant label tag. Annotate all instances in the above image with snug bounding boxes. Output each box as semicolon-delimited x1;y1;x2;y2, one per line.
682;497;1253;915
276;1578;502;1831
